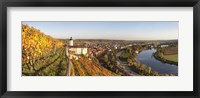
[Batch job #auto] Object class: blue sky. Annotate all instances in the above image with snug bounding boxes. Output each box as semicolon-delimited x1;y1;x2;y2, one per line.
22;21;178;40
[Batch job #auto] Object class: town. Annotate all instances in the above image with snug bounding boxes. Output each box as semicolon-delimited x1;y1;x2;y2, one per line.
64;37;178;76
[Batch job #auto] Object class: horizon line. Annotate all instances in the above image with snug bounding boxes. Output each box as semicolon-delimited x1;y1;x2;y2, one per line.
56;38;178;41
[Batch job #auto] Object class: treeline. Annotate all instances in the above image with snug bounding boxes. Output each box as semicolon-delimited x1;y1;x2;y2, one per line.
98;49;129;75
128;61;159;76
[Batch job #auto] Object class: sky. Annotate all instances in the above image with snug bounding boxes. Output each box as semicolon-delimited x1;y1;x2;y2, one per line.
22;21;178;40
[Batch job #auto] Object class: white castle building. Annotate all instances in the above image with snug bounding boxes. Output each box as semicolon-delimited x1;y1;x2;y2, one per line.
66;37;88;60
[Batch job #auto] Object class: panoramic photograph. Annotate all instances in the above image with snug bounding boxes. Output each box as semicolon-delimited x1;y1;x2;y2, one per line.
22;21;178;76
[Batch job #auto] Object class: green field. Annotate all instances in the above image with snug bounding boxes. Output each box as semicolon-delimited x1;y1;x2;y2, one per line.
119;52;130;60
163;54;178;63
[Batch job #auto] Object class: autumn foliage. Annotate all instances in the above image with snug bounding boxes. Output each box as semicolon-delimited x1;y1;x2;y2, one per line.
70;56;119;76
22;24;64;75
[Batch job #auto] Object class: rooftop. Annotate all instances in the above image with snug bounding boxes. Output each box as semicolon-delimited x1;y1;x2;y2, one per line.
68;46;87;48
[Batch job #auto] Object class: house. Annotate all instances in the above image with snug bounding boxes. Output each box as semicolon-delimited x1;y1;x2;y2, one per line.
68;46;88;55
160;45;169;48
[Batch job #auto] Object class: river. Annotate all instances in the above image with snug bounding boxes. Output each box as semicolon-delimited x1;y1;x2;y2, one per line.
136;49;178;75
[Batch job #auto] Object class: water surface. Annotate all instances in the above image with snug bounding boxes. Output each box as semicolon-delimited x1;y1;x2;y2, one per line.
136;49;178;75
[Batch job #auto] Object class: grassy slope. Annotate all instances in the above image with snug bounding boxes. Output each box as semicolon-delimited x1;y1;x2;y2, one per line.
163;54;178;63
162;47;178;63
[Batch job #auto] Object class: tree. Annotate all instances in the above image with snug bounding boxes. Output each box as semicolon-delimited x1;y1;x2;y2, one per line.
115;69;119;73
140;64;146;69
139;64;146;74
153;72;159;76
103;54;109;63
127;47;132;54
114;61;120;66
106;61;111;66
127;58;133;65
130;53;136;61
160;53;163;58
111;55;116;62
147;67;151;75
159;48;163;53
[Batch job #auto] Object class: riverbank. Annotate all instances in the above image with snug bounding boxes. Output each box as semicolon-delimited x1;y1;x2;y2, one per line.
153;52;178;66
117;50;159;76
116;51;140;76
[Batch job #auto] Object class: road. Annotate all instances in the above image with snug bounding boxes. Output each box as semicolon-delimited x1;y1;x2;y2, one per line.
65;47;71;76
116;51;140;76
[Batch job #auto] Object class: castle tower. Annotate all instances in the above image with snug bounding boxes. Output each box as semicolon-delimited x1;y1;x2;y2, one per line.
69;37;73;46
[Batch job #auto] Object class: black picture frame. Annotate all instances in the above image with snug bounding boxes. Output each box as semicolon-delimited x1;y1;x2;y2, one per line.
0;0;199;98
